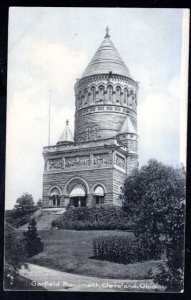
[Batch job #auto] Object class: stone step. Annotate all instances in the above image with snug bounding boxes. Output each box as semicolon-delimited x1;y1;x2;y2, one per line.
18;209;66;231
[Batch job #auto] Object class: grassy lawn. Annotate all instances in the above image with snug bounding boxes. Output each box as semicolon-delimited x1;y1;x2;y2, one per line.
28;230;164;279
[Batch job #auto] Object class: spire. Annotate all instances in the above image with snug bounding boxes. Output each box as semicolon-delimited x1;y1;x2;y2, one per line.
81;29;132;79
118;116;137;135
57;119;74;145
105;26;110;38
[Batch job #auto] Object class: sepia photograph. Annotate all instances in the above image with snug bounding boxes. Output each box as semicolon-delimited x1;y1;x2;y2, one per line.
4;7;189;292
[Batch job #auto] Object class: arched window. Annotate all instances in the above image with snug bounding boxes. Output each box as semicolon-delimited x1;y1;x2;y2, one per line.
115;86;121;104
79;91;82;107
124;88;128;104
98;85;104;102
93;185;105;204
87;127;90;140
94;126;98;139
132;94;135;110
84;88;88;105
107;85;113;102
90;86;96;103
128;90;133;107
134;93;137;111
49;187;61;207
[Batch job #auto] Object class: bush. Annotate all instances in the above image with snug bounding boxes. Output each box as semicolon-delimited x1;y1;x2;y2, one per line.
92;234;160;264
51;205;136;230
5;209;38;228
4;223;28;288
153;202;184;291
23;218;43;257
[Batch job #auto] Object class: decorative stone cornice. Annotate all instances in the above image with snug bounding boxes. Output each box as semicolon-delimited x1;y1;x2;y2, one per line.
75;104;137;116
43;137;129;155
75;73;138;90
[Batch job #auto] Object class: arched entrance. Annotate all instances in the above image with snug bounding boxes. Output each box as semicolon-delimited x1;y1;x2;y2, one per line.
69;184;87;207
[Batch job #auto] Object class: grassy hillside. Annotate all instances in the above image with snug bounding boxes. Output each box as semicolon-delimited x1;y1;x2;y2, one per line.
29;230;164;279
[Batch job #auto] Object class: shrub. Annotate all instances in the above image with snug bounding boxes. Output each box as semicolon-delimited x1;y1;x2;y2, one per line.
5;209;38;228
51;205;136;230
23;218;43;257
4;223;28;288
153;202;184;291
92;234;160;264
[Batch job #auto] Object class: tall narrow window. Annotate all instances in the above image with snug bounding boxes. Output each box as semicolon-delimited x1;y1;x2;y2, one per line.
107;85;113;102
91;86;96;102
129;90;133;107
99;85;104;102
87;127;90;140
79;91;82;107
116;86;121;104
94;126;98;139
84;88;88;105
124;88;128;104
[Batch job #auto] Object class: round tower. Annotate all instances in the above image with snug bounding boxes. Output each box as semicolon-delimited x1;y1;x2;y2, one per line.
74;27;138;145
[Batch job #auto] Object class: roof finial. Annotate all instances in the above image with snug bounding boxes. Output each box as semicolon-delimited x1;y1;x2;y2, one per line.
66;119;69;126
105;26;110;38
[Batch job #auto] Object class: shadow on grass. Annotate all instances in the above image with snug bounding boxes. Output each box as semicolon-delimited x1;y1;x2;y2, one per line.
4;275;46;291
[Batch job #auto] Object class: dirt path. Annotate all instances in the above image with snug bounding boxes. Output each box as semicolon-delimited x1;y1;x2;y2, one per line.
20;263;163;292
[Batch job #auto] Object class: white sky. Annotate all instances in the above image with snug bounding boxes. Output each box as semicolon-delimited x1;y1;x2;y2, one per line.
5;8;188;209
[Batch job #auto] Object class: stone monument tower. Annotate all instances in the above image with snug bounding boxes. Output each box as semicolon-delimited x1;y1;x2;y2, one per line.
42;27;138;208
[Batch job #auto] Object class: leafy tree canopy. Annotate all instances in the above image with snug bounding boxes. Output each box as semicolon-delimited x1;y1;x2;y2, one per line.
120;159;186;291
36;198;42;208
121;159;185;235
14;193;36;212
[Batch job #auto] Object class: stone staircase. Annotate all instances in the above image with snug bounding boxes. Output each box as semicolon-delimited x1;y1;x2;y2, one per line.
19;208;66;231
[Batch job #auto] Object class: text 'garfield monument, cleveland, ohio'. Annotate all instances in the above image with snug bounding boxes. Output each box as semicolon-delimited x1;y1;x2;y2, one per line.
42;27;139;208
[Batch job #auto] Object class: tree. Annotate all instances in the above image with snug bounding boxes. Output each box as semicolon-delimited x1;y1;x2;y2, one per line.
36;198;43;208
120;159;185;290
5;193;38;228
153;201;185;291
23;218;43;257
14;193;36;213
4;223;28;288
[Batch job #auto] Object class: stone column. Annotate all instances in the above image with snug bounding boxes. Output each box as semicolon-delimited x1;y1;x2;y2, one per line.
64;197;70;206
109;150;113;165
62;157;65;169
49;198;52;207
90;153;94;166
87;194;93;206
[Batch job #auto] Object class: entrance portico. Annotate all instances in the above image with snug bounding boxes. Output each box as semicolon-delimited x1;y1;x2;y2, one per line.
69;185;87;207
70;197;86;207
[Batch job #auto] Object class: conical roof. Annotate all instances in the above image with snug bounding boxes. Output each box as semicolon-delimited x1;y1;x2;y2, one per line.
118;116;137;135
82;27;132;79
57;120;74;144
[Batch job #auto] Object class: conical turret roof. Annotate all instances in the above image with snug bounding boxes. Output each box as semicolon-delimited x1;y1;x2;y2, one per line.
57;120;74;144
82;27;132;79
118;116;137;135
